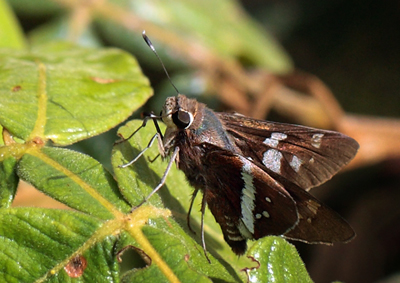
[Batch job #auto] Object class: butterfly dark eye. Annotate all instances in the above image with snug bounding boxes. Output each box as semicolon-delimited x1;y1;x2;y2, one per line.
172;110;192;129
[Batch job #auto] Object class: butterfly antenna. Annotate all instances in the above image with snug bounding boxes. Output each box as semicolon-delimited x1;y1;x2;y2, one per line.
142;30;180;95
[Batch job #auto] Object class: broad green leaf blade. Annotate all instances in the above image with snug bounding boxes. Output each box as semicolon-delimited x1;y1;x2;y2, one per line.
112;121;166;208
0;208;105;282
17;146;130;219
246;237;313;283
0;0;26;49
0;156;18;208
140;217;237;282
119;209;237;282
0;42;152;145
50;235;120;283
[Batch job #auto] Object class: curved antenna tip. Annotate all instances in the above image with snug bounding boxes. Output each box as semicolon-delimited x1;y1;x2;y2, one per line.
142;30;155;52
142;32;180;95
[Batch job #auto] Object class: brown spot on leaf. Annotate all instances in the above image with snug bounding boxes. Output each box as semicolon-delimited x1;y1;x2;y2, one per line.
31;136;44;145
64;255;87;278
90;77;118;84
12;85;22;92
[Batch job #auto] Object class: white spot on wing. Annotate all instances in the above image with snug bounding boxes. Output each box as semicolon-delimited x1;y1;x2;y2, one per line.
263;132;287;148
306;200;321;215
226;222;235;227
227;235;244;241
263;138;278;148
238;221;253;239
262;211;270;218
263;149;283;174
311;133;324;148
256;211;270;219
289;155;303;172
240;157;256;234
265;197;271;203
272;132;288;140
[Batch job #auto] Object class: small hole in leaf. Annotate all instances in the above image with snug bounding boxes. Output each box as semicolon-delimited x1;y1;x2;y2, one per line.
117;245;151;274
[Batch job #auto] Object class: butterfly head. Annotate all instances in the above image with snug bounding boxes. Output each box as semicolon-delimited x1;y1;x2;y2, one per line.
161;95;204;131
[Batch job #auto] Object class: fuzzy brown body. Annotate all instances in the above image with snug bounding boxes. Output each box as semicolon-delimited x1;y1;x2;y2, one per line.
168;110;253;253
159;94;358;255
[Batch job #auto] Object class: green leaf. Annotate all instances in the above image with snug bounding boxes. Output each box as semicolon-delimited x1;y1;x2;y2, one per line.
1;130;236;282
3;120;312;282
0;208;105;282
246;237;313;283
0;156;18;208
17;146;130;219
121;217;237;282
0;0;26;49
0;42;236;280
0;42;152;145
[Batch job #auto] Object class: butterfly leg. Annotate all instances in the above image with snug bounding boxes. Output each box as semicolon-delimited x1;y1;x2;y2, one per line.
186;188;200;234
200;192;211;263
119;132;161;168
130;146;180;212
115;114;155;145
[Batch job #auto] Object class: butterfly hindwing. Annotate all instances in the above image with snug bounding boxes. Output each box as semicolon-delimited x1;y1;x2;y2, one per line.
202;148;299;254
282;180;356;243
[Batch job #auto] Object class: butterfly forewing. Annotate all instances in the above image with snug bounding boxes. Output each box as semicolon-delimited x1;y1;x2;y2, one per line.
217;112;359;190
